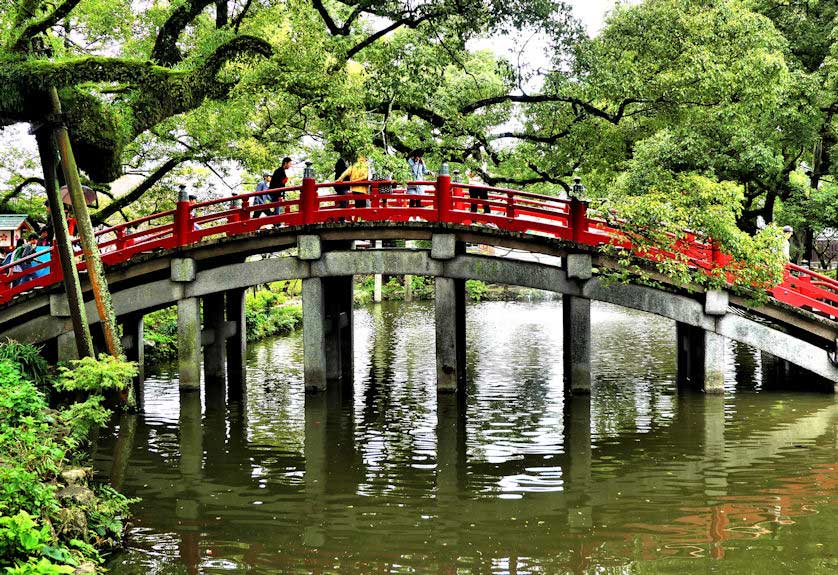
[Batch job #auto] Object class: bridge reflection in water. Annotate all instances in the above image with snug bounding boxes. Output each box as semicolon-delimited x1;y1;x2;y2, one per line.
97;302;838;575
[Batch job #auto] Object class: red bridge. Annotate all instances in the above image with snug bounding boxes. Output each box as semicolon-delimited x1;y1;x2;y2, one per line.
1;165;837;394
2;166;836;318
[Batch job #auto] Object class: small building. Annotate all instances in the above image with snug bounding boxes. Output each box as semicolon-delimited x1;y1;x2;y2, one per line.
0;215;33;252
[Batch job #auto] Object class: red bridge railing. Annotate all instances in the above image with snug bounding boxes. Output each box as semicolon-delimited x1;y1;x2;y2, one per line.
1;170;837;322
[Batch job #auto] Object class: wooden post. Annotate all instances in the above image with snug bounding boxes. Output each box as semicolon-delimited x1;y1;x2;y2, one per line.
34;125;93;359
569;197;588;243
436;163;451;223
174;185;192;246
301;162;318;224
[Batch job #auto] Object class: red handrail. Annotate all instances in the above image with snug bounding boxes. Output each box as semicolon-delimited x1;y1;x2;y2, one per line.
0;176;835;324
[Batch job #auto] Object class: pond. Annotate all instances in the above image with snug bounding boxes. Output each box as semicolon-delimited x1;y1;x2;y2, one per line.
95;300;838;574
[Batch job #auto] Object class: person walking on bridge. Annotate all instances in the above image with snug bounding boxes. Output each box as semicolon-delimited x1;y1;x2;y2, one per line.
268;157;292;215
337;154;371;210
252;172;272;218
407;151;433;216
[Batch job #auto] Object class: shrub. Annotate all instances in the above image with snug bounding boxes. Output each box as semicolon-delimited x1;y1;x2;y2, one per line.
0;357;137;571
0;341;49;388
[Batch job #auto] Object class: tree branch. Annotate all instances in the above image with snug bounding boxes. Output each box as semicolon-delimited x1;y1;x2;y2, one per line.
91;156;192;224
0;176;45;210
311;0;343;35
11;0;83;53
150;0;217;66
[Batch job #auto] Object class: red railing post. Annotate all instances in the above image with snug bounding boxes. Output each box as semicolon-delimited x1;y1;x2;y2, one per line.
506;191;514;219
301;162;318;225
174;184;192;246
370;180;380;213
240;196;250;222
711;240;724;268
569;197;588;243
49;243;61;282
569;176;589;243
436;163;451;222
115;227;126;251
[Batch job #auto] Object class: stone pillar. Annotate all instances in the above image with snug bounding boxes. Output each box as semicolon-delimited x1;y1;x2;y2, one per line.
56;331;79;363
177;297;202;391
677;322;725;393
562;295;591;394
303;277;327;392
435;276;466;392
121;313;145;403
703;330;726;393
323;276;354;384
202;292;227;388
562;253;592;395
225;288;247;400
404;275;413;302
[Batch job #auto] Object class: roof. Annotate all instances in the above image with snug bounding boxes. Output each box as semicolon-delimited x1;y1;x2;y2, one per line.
0;215;29;230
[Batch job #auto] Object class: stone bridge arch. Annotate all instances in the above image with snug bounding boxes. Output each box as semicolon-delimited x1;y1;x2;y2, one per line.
0;225;836;394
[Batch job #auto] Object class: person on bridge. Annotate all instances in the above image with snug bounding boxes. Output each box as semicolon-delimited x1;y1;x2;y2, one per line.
337;155;371;209
783;225;793;260
268;157;292;215
407;151;433;213
252;172;272;218
334;157;350;209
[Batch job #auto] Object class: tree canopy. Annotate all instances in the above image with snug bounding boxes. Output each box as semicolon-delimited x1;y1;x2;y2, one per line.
4;0;838;291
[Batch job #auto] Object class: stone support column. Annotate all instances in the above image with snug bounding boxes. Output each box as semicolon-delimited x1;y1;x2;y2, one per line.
202;292;227;387
435;276;466;393
703;330;726;393
225;288;247;399
562;295;591;394
677;322;726;393
302;277;327;392
563;253;592;395
323;276;354;384
432;234;466;393
57;331;79;363
177;297;202;391
121;313;145;401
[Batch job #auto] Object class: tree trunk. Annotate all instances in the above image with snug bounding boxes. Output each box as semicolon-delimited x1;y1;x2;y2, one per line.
34;128;94;358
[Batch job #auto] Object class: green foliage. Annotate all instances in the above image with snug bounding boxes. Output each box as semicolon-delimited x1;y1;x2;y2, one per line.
56;355;136;394
241;286;302;343
599;164;786;299
58;397;111;448
0;341;49;388
465;280;490;302
0;357;136;571
0;361;47;426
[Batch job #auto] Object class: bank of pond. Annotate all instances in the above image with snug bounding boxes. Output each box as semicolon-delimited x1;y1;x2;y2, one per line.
0;343;136;574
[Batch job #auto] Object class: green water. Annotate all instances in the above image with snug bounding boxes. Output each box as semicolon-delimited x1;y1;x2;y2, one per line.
95;300;838;574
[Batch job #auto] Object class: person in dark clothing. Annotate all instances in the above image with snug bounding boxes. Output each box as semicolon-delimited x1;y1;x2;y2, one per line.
334;157;350;209
11;233;39;286
36;228;50;247
268;157;292;215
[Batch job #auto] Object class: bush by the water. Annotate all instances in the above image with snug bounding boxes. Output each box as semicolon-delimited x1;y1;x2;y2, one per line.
0;344;137;573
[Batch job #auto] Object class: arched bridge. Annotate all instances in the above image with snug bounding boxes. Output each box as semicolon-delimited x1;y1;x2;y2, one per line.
1;168;837;393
